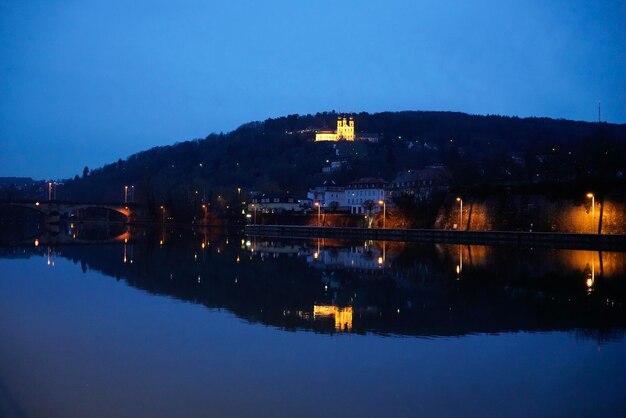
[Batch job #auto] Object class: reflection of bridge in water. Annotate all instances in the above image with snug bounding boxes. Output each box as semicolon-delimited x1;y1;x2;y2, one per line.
23;228;131;247
1;200;142;223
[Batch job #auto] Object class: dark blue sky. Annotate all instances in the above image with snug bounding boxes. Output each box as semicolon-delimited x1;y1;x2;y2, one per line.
1;0;624;179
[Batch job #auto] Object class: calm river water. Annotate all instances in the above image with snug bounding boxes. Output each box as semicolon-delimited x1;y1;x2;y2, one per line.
1;225;625;417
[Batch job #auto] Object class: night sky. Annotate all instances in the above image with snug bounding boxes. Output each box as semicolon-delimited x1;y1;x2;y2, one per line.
1;0;624;179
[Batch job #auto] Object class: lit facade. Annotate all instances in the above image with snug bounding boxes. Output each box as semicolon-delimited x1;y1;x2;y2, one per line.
315;116;355;141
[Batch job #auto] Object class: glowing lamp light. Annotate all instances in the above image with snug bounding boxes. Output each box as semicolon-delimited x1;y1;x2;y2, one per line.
378;256;384;265
34;239;39;247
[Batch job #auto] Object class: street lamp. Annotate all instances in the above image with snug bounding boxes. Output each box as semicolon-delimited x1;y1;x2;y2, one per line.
124;185;128;203
160;205;165;223
586;193;595;233
131;185;135;203
456;197;463;230
202;204;208;223
314;201;321;226
378;199;386;228
251;204;257;224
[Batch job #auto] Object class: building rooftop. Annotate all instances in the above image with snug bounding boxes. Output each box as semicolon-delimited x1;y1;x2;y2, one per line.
348;177;388;188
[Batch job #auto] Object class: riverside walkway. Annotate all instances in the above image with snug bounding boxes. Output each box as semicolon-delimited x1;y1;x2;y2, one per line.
245;225;626;251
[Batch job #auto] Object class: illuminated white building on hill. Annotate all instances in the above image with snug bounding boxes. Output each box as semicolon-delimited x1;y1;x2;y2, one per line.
315;116;355;141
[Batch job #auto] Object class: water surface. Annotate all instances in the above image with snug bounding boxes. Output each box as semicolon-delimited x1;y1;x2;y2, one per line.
1;225;625;417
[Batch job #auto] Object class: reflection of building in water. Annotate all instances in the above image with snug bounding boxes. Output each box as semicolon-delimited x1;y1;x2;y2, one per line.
247;240;308;258
314;305;353;331
308;244;386;271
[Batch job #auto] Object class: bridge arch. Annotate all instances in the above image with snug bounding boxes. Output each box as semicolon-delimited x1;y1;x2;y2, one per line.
1;201;137;221
63;204;133;218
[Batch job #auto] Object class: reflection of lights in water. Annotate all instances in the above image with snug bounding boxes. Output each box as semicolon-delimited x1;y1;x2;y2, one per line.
586;260;595;294
314;305;353;331
236;255;240;263
313;252;318;259
378;256;383;265
456;245;463;277
47;247;54;267
197;275;201;283
201;242;205;249
194;253;197;260
123;244;127;263
159;240;163;246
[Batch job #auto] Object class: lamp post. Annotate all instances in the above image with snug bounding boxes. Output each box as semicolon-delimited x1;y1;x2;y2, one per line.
48;182;53;201
251;204;257;224
160;205;165;223
586;193;595;233
202;204;207;224
124;185;128;203
456;197;463;230
314;201;321;226
378;199;386;228
131;185;135;203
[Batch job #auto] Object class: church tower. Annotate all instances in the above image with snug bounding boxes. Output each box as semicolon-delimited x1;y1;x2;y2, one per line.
336;116;355;140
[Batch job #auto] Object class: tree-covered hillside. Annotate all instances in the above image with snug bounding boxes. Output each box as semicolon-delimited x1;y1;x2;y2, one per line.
49;111;626;214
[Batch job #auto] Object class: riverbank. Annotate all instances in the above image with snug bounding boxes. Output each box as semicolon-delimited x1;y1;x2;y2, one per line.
245;224;626;251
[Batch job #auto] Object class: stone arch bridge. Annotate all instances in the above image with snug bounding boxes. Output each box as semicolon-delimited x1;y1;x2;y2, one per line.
1;200;141;223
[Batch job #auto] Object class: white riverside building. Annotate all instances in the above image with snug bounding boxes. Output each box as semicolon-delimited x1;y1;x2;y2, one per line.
306;180;346;209
345;177;387;214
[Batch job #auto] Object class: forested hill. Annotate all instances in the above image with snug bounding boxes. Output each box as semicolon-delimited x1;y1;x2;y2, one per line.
56;111;626;205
